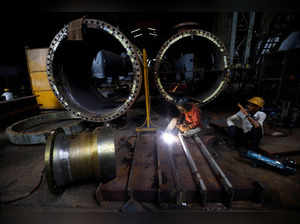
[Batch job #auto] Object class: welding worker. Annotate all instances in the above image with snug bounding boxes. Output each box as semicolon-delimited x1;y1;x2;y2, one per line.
226;97;266;152
166;98;203;134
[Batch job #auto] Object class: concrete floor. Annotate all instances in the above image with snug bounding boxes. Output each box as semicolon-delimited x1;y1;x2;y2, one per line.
1;105;300;222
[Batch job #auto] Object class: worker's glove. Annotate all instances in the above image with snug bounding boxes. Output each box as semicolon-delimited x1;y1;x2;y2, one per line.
177;124;190;132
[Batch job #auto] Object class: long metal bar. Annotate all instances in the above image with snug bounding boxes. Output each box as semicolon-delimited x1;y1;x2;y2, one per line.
178;133;207;204
193;135;234;206
143;49;151;128
136;49;156;132
243;11;256;65
229;12;238;64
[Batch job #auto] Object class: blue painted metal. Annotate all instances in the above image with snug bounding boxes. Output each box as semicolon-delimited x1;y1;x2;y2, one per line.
245;150;296;175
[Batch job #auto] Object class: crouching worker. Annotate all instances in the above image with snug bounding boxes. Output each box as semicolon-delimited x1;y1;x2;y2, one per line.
226;97;266;152
166;98;203;136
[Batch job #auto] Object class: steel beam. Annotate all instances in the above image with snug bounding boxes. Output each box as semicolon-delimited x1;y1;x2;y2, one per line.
229;12;238;64
243;11;256;65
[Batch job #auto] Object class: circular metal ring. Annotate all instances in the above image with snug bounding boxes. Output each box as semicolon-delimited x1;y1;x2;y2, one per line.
154;29;231;105
47;18;143;122
6;111;85;145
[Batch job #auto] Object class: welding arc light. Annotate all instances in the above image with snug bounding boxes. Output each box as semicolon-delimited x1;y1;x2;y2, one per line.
162;132;176;145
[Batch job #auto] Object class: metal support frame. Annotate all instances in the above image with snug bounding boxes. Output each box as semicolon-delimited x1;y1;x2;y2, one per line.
229;12;238;65
136;49;157;132
244;11;256;65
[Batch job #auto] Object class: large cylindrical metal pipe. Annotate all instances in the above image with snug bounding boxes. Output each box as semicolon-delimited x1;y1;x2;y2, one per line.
45;128;116;193
47;18;143;122
154;28;231;106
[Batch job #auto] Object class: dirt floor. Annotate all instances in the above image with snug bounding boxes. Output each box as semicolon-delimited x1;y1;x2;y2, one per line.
1;104;300;222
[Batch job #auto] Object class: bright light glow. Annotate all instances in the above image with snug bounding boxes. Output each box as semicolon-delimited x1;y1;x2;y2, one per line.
162;132;176;145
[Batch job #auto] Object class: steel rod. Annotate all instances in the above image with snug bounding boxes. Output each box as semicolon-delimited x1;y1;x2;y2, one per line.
178;133;207;204
193;135;234;205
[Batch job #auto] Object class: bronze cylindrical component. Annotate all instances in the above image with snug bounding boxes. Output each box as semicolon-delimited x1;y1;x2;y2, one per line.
45;128;116;194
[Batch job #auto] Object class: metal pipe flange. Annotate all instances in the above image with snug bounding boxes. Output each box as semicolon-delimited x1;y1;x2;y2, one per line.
47;18;143;122
154;28;231;106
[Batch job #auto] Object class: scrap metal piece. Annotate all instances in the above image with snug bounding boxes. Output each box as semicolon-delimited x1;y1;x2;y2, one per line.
6;111;85;145
178;133;207;205
45;127;116;194
193;135;234;207
47;18;143;122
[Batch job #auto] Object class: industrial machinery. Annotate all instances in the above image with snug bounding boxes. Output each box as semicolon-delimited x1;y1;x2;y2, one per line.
154;26;231;106
45;127;116;193
47;18;143;122
44;18;241;206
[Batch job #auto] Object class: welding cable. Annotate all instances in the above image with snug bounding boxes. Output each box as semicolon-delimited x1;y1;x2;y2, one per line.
0;167;46;205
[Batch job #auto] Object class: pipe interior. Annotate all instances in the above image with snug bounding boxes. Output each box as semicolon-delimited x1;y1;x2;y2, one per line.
52;27;135;116
158;35;226;102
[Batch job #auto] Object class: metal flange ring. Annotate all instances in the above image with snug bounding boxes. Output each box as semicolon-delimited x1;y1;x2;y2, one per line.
154;29;231;105
47;18;143;122
6;111;85;145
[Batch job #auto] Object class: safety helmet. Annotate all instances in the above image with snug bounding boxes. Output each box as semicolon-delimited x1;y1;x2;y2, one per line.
248;97;264;108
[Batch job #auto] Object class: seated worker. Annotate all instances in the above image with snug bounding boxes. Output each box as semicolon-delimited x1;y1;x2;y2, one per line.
226;97;266;152
166;98;203;134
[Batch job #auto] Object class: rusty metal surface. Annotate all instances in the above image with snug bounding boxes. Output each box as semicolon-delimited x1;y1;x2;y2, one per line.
171;137;198;203
96;130;258;205
156;132;177;203
127;133;157;202
99;135;132;201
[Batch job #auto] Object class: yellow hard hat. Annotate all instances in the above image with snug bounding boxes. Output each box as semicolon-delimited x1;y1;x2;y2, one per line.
248;97;264;108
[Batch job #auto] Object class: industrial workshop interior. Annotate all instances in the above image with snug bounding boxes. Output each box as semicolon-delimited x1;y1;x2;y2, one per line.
1;9;300;223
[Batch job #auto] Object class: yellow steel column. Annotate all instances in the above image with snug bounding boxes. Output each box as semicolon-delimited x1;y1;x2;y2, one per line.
136;49;156;132
143;49;151;128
